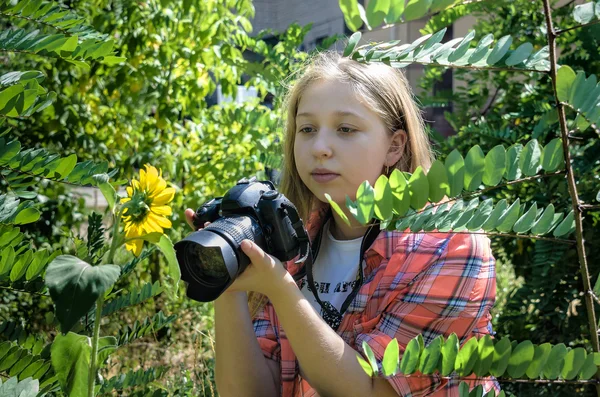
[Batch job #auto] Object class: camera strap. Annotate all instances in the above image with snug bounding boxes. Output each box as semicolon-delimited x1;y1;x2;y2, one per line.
295;209;381;331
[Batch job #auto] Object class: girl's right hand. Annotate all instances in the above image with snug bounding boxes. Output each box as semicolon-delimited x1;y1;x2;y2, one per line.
184;208;210;231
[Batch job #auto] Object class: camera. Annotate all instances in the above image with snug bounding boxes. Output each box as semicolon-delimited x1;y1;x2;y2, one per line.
174;176;310;302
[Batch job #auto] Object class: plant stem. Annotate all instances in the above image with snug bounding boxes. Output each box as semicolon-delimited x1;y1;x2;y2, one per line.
87;295;104;397
88;207;124;397
541;1;600;396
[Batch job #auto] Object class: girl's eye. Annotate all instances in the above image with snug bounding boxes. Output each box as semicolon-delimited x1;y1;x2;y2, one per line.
299;127;314;134
339;126;355;134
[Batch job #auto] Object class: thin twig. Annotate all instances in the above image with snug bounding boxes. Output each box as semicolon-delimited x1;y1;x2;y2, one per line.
542;2;600;397
556;19;600;35
589;290;600;306
580;204;600;211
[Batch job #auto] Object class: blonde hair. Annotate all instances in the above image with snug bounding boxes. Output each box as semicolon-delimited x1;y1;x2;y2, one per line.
248;50;437;318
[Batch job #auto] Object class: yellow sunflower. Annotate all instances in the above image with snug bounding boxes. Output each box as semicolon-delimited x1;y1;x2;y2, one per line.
120;164;175;256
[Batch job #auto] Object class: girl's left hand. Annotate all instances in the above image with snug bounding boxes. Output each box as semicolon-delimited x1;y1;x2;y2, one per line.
225;239;293;298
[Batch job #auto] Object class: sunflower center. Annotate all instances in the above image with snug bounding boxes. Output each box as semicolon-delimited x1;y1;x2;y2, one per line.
123;191;152;223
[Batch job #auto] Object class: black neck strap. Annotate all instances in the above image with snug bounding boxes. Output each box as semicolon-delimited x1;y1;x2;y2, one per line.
294;208;381;330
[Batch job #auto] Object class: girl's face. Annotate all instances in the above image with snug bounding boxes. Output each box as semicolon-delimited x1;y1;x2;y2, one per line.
294;79;406;205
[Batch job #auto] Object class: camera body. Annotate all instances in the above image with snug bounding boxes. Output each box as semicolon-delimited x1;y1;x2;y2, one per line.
175;176;310;302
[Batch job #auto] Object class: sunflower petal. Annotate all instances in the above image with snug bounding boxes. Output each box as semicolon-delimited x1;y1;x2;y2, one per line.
151;205;172;216
152;187;175;205
148;212;172;229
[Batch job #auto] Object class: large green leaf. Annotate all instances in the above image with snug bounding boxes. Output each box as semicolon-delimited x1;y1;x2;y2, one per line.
441;333;459;376
573;1;599;23
512;202;538;234
408;166;429;209
382;338;399;376
464;145;485;191
541;138;564;172
447;30;475;63
579;352;600;380
419;336;442;375
0;376;39;397
455;337;479;376
552;210;575;237
482;145;506;186
366;0;390;28
445;149;465;197
519;139;542;176
45;255;120;333
543;343;568;380
507;340;534;378
504;144;523;181
473;335;494;377
557;65;576;103
50;332;90;397
530;203;556;235
356;180;375;225
384;0;405;23
362;341;379;374
561;347;586;380
490;337;512;377
505;42;533;66
343;32;362;57
427;159;448;203
495;198;521;233
389;169;411;216
374;174;393;221
399;337;421;374
325;193;351;227
525;343;552;379
487;35;512;65
404;0;432;21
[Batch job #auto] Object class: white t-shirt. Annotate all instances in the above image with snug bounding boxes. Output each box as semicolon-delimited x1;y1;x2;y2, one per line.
298;218;364;317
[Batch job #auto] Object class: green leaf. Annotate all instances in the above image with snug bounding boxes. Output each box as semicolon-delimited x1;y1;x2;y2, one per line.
325;193;351;227
525;343;552;379
519;139;542;176
0;140;21;165
53;154;77;179
441;333;459;376
408;166;429;210
507;340;534;378
455;337;479;376
562;347;586;380
496;198;521;233
512;202;538;234
100;56;126;66
14;207;40;225
574;2;596;23
552;210;575;237
448;30;475;63
530;204;556;235
404;0;433;21
458;381;470;397
505;42;533;66
366;0;390;28
504;144;523;180
427;160;449;203
419;336;442;375
50;332;90;396
389;169;411;216
357;355;374;377
487;35;512;65
343;32;362;57
541;138;564;172
362;341;379;374
490;337;512;377
400;337;421;375
543;343;568;380
445;149;465;197
374;175;393;221
482;145;506;186
474;335;494;377
469;385;484;397
468;33;494;64
384;0;405;23
339;0;363;32
464;145;485;191
92;174;117;212
579;352;600;380
45;255;120;333
466;198;494;231
153;235;180;297
382;339;399;376
356;180;375;225
557;65;576;103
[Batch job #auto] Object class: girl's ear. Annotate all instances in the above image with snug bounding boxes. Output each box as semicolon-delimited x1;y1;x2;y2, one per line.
386;129;408;166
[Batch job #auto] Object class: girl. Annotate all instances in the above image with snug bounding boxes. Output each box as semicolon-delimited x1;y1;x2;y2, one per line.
185;50;499;397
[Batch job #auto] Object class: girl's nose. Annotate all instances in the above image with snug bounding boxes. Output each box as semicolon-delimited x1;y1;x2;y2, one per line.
311;130;333;159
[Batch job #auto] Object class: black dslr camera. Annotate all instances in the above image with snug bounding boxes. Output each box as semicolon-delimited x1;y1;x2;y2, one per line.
174;176;310;302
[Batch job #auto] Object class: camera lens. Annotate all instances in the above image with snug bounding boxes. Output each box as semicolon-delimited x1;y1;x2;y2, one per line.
183;244;228;284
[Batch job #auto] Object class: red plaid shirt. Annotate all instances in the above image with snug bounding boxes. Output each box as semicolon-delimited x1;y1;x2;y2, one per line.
253;201;500;396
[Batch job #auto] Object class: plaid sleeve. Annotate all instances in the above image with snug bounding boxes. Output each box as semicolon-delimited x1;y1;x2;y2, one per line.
355;232;497;397
252;300;281;362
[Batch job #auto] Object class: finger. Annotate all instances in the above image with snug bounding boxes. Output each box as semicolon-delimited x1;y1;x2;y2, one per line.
184;208;195;229
240;239;270;264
